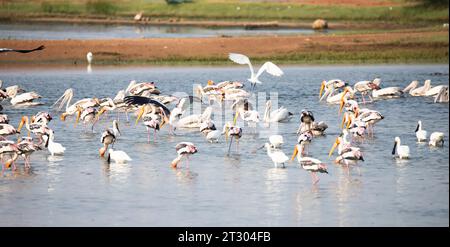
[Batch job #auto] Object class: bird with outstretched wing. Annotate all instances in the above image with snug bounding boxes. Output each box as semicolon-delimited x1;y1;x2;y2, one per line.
0;45;45;54
124;96;171;116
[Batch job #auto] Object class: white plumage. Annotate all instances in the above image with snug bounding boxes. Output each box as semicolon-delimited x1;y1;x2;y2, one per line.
269;135;284;149
415;120;427;142
10;92;42;106
228;53;283;87
87;52;93;64
264;143;289;168
392;137;409;159
43;130;66;156
107;148;132;164
429;132;445;147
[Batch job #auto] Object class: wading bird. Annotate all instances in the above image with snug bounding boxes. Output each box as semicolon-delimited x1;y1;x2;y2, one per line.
171;142;198;168
392;137;410;159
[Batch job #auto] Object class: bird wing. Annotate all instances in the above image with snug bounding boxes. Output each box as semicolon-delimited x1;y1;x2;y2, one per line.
255;61;284;80
0;45;45;53
229;53;254;77
124;96;171;116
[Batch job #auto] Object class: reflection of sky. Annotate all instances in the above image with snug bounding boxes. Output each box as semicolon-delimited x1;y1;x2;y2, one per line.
0;22;321;40
0;65;447;226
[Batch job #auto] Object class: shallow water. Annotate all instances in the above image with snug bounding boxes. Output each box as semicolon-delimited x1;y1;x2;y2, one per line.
0;64;448;226
0;22;322;40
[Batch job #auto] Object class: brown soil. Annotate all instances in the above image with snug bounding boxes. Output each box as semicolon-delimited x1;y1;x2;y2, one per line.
0;30;447;65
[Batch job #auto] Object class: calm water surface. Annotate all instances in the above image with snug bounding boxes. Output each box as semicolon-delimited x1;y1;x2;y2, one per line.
0;22;322;40
0;65;448;226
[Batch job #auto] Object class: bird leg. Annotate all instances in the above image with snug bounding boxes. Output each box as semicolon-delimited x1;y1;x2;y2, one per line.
357;166;361;176
147;128;150;144
227;136;234;156
153;129;157;142
236;139;239;153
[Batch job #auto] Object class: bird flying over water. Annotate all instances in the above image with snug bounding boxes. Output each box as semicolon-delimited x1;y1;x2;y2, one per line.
0;45;45;54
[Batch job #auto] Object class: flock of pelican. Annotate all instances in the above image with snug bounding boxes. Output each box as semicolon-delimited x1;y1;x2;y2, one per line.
0;52;448;184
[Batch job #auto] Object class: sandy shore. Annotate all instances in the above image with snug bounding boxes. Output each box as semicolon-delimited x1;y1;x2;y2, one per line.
0;30;448;65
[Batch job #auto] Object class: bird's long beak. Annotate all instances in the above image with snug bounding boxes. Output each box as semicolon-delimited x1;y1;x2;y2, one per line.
96;107;106;120
354;108;359;118
17;116;26;132
339;88;349;114
346;118;352;129
290;145;298;161
392;141;397;155
328;138;340;157
319;81;325;99
233;110;239;125
341;113;347;129
415;124;419;133
75;108;82;126
135;106;144;126
60;113;67;121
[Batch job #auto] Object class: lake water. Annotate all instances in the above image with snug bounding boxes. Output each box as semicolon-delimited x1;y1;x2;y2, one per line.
0;64;448;226
0;22;321;40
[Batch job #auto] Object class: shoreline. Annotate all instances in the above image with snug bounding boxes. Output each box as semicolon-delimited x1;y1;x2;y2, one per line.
0;30;448;66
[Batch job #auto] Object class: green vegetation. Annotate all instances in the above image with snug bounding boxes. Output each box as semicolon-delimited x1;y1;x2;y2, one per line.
0;0;447;24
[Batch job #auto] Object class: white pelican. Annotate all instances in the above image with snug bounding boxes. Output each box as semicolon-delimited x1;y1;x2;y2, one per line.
357;109;384;137
52;88;100;120
200;120;221;143
171;142;198;168
263;100;293;123
175;106;212;129
434;86;449;103
324;85;355;104
402;80;419;94
291;144;328;184
17;137;40;168
263;143;289;168
1;140;19;172
223;122;243;155
228;53;284;90
415;120;427;142
0;45;45;53
86;52;93;64
10;92;42;106
410;80;431;96
372;87;404;99
392;137;410;159
429;132;445;147
425;85;448;97
107;148;132;164
99;120;120;157
43;130;65;156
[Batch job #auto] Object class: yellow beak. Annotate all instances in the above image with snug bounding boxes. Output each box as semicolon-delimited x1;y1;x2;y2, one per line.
75;109;81;127
233;111;239;125
17;118;25;133
60;113;67;121
328;139;339;157
290;145;298;161
346;118;352;129
96;107;106;120
341;113;347;129
319;81;325;99
135;106;144;126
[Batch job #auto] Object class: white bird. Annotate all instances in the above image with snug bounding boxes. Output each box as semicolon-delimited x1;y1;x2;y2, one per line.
392;137;409;159
43;130;66;156
228;53;283;90
263;100;293;123
269;135;284;149
410;80;432;96
107;148;132;164
263;143;289;168
434;86;449;103
87;52;93;64
429;132;445;147
171;142;197;168
425;85;447;97
372;87;404;99
200;120;221;143
10;92;42;106
415;120;427;142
